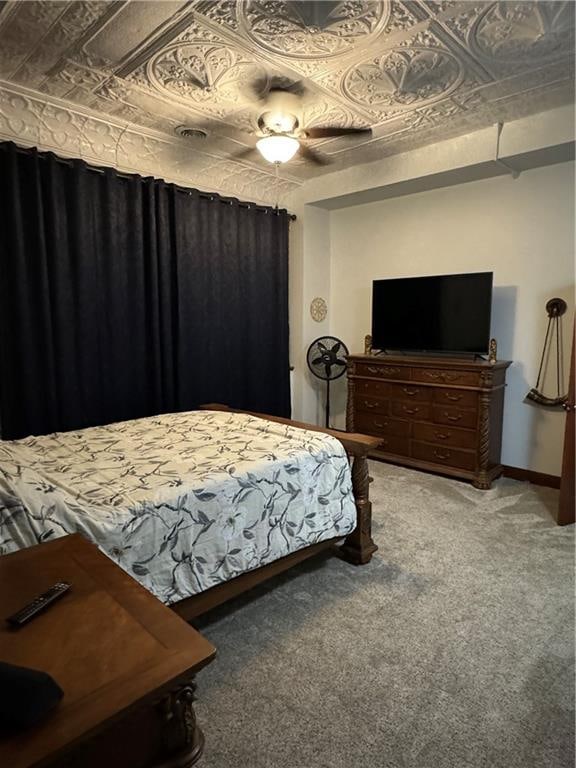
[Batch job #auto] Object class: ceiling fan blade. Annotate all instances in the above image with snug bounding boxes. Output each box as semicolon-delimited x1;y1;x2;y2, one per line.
270;80;307;98
298;144;331;166
330;341;341;354
232;147;260;161
311;355;324;366
245;75;270;102
246;75;307;103
304;127;372;139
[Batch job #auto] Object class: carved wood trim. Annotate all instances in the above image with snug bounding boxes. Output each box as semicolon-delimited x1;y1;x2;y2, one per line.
346;374;356;432
479;368;494;388
421;370;461;383
339;453;378;565
155;679;205;768
366;365;402;377
473;390;492;489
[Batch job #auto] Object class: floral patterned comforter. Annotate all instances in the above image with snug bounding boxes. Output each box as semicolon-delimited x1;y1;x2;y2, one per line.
0;410;356;604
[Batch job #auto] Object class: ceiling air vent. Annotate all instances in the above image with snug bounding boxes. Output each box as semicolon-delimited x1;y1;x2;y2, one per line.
175;125;208;140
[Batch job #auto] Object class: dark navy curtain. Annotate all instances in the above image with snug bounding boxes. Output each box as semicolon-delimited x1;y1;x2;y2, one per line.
0;142;290;439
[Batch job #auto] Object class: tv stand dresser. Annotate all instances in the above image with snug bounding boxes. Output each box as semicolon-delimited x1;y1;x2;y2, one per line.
346;354;512;489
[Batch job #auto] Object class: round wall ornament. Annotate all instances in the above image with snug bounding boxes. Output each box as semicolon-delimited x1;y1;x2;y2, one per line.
310;297;327;322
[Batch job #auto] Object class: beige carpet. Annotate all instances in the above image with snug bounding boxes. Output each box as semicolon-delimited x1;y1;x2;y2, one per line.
194;462;575;768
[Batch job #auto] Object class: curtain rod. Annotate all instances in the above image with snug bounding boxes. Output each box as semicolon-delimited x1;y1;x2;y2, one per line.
7;142;297;221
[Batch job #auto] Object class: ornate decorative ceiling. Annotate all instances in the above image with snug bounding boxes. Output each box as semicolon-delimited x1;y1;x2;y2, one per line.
0;1;573;203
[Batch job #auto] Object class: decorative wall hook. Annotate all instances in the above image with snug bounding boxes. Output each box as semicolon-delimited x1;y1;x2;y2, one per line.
525;297;568;409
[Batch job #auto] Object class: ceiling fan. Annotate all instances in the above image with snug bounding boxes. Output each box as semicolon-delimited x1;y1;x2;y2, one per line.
235;77;372;166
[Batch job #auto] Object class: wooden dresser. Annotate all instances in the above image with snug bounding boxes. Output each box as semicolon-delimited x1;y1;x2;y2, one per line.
346;354;512;489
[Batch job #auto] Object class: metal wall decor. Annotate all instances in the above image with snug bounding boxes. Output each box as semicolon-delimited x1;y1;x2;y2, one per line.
525;297;568;409
310;297;328;322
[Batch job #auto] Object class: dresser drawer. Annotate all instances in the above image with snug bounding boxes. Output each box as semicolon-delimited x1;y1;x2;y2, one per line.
388;383;432;403
354;395;388;415
412;368;480;387
355;379;389;398
412;441;476;471
390;401;431;421
433;405;478;429
413;422;477;450
376;435;411;456
356;363;407;380
355;413;410;438
433;388;478;408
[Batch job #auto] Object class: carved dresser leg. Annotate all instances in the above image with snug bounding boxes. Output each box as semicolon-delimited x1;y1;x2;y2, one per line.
474;390;492;489
339;453;378;565
346;373;356;432
155;679;205;768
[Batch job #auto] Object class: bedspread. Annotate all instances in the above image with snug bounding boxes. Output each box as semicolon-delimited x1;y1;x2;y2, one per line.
0;410;356;604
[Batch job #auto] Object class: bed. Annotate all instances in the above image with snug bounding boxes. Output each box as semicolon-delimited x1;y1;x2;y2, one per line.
0;404;379;619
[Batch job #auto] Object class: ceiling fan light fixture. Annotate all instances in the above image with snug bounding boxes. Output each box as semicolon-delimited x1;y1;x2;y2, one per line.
256;135;300;164
259;109;299;134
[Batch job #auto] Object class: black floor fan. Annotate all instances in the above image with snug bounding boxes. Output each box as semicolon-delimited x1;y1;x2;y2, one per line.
306;336;349;428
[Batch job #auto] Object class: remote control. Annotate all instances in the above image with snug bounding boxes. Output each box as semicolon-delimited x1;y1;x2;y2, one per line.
6;582;72;628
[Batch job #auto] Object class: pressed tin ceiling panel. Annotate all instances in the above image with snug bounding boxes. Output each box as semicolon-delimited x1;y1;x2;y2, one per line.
0;0;573;198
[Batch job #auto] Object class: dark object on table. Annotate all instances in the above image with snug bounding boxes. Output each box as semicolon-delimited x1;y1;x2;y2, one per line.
6;582;71;628
0;661;63;731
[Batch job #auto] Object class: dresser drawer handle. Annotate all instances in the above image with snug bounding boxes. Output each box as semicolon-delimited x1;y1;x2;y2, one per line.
434;450;451;460
444;393;462;402
402;387;419;396
444;412;462;422
434;431;451;440
364;401;379;408
402;406;419;415
374;421;388;429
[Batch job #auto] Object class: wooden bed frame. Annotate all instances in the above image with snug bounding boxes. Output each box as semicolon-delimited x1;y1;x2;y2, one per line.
170;404;381;622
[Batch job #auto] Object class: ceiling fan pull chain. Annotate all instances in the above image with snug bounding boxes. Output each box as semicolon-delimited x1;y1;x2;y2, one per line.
275;160;280;210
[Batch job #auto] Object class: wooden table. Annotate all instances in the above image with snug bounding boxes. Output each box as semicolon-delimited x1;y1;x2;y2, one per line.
0;535;216;768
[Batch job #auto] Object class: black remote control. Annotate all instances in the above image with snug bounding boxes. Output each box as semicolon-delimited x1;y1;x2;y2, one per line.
6;582;72;628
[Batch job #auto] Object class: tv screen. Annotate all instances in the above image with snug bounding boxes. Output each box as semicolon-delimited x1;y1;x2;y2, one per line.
371;272;493;354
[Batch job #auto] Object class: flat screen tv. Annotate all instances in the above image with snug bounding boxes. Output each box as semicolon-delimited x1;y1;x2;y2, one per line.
371;272;493;355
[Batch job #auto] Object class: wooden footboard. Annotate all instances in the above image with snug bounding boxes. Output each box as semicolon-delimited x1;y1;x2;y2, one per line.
170;404;380;622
